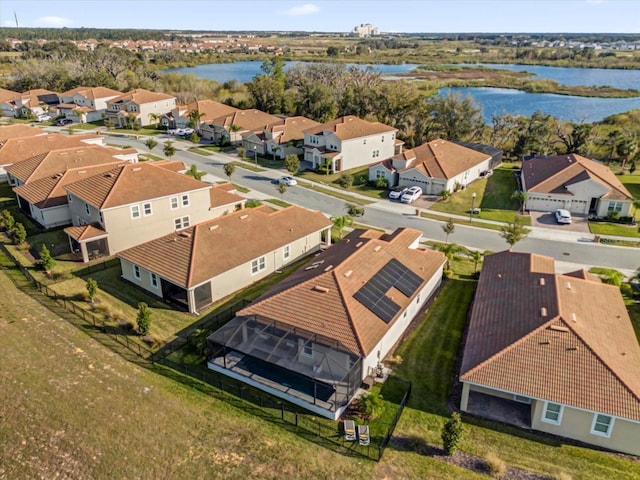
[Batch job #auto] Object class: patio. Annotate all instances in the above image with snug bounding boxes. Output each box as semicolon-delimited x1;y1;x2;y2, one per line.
466;391;532;429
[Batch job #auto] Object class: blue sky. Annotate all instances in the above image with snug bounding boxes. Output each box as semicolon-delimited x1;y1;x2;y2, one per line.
1;1;638;33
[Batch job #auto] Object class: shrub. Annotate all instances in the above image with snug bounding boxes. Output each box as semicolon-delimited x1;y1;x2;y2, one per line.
12;223;27;245
245;199;262;208
189;132;200;143
86;278;98;304
38;244;55;272
136;302;152;336
375;176;388;188
485;452;507;478
360;390;384;420
337;173;354;189
1;209;15;231
441;412;463;455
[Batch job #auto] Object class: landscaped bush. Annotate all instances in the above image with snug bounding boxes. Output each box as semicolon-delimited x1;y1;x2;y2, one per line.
589;215;636;225
375;176;388;188
441;412;463;455
485;452;507;478
337;173;354;189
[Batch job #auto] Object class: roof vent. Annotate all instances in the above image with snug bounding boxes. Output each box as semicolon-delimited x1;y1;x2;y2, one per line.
566;281;572;290
539;277;545;286
541;307;548;317
566;346;578;351
373;245;381;252
324;265;333;272
305;264;319;271
571;313;577;322
356;241;364;248
132;167;142;172
209;225;219;231
313;285;329;293
549;325;569;332
240;214;248;220
344;270;353;278
105;172;115;178
178;231;192;238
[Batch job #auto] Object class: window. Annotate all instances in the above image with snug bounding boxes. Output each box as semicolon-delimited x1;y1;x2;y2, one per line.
174;216;190;230
513;395;532;404
130;205;140;219
181;194;190;207
591;414;613;437
133;265;140;280
608;201;623;213
67;193;72;203
99;212;104;224
143;202;152;216
283;245;290;260
251;256;266;275
85;203;90;215
376;170;385;179
170;197;179;209
372;150;380;158
542;402;563;424
363;139;367;145
391;133;395;140
301;342;313;358
381;135;384;142
150;273;158;289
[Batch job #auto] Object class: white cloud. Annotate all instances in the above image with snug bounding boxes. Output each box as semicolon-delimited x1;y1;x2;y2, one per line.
36;16;74;28
283;3;320;16
2;20;16;27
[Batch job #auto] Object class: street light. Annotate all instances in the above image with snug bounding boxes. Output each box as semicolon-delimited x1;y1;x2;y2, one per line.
253;145;257;167
469;192;477;222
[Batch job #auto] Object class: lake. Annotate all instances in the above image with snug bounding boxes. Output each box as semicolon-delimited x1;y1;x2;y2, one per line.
166;61;640;123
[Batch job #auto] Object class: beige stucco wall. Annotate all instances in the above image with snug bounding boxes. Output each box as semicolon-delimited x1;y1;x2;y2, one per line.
398;168;440;194
120;258;163;297
368;164;393;185
138;99;177;127
31;204;71;229
339;133;396;171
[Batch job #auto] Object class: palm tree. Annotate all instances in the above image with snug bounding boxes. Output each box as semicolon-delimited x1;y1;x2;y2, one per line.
511;191;528;214
185;164;205;181
145;138;158;151
436;242;462;270
163;141;176;159
466;249;485;274
223;163;235;180
187;109;204;130
499;217;530;249
276;182;287;199
148;112;162;129
441;218;455;244
330;215;354;239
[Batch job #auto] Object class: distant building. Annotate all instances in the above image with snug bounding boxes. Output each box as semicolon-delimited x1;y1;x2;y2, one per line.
352;23;380;37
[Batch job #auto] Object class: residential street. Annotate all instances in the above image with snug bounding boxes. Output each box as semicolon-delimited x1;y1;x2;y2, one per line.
104;134;640;274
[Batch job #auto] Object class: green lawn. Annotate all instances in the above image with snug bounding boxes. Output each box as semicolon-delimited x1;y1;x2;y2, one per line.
297;181;373;206
297;167;388;200
589;221;640;237
230;160;267;173
430;167;531;225
0;182;15;203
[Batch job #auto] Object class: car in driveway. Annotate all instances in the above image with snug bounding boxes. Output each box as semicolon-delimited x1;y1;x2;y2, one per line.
388;186;408;200
554;209;572;224
401;186;423;204
36;114;52;122
56;118;73;126
277;176;297;186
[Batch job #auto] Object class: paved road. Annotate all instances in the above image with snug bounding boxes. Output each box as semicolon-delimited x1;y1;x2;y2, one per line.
108;134;640;274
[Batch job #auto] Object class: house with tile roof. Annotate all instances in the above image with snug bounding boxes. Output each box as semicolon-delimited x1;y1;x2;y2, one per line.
521;154;633;217
241;116;321;161
302;115;400;174
0;132;104;184
0;124;45;143
369;138;497;194
105;89;177;128
57;86;123;123
0;88;59;118
64;162;245;262
459;251;640;456
207;227;445;419
200;109;281;144
117;205;332;314
163;99;239;130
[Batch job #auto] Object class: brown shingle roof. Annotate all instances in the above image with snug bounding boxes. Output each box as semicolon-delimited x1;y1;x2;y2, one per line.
303;115;397;141
108;88;175;106
178;99;239;122
117;205;332;288
460;251;640;421
64;161;209;209
0;87;20;103
266;116;321;144
0;133;102;166
522;154;632;201
209;182;245;208
238;228;445;356
0;125;45;143
401;138;491;179
64;224;108;242
209;109;281;132
6;145;135;183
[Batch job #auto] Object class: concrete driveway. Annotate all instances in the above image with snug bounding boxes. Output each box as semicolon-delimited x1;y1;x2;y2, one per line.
530;211;590;233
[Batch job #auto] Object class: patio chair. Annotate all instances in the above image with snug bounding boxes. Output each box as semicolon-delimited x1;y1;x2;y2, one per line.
343;419;356;441
358;425;370;446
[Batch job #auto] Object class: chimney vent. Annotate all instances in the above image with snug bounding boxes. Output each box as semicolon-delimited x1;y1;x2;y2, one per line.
541;307;548;317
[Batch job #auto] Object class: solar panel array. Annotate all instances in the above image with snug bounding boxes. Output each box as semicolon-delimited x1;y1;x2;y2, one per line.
353;258;424;323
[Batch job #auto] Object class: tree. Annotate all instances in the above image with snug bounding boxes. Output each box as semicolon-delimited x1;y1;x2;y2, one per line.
185;164;205;181
284;154;300;175
330;215;354;239
511;191;528;214
86;278;98;304
189;132;200;143
163;141;176;159
38;244;55;272
223;163;235;180
144;138;158;151
187;108;204;129
436;242;462;270
467;249;485;274
441;412;463;455
276;182;287;199
338;173;354;189
360;390;384;420
12;223;26;245
136;302;152;336
147;112;161;129
1;209;15;231
326;46;340;57
442;218;455;244
499;217;530;249
237;147;246;160
345;203;365;217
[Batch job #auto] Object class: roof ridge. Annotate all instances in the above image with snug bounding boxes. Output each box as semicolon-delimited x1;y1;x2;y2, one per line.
99;164;127;208
573;155;632;199
332;268;366;356
186;224;199;287
532;158;582;190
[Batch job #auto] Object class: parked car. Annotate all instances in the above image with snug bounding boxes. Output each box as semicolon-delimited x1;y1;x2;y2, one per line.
388;186;408;200
56;118;73;126
554;209;572;224
36;114;52;122
277;176;297;186
401;186;423;204
479;169;494;178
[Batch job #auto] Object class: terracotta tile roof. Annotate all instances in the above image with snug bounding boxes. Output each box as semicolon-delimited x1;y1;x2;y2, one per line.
151;160;186;173
0;124;45;143
64;224;108;242
238;228;445;356
64;161;210;209
177;99;239;122
117;205;332;288
6;145;136;183
16;89;59;107
209;109;281;132
0;87;20;103
107;88;175;106
400;138;490;179
60;86;122;100
0;133;102;166
460;251;640;421
522;154;632;201
303;115;397;141
209;182;245;208
266;116;321;144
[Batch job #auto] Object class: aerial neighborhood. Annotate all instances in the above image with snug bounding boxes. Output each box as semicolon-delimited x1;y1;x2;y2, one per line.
1;45;639;478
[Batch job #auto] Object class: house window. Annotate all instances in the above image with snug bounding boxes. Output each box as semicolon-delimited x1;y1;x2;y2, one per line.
542;402;563;424
391;133;395;140
85;203;90;215
283;245;290;260
150;273;158;289
381;135;384;142
133;265;141;280
591;414;613;437
67;193;72;203
181;194;190;207
131;205;140;219
416;294;421;304
607;201;623;213
376;170;385;179
301;342;313;358
513;395;532;404
174;216;190;230
143;202;152;216
170;197;179;209
363;139;367;145
99;212;104;224
251;256;266;275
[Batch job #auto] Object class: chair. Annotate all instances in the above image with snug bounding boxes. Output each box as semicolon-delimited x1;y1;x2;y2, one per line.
358;425;370;446
343;419;356;441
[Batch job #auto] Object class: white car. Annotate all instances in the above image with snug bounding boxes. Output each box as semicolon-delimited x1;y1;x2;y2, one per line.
278;176;297;186
401;186;423;204
36;114;52;122
554;209;572;224
388;186;408;200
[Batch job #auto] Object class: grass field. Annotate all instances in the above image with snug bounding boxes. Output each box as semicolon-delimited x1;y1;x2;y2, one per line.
297;167;388;200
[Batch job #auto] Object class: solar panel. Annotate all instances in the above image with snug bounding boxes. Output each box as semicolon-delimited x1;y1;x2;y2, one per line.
353;258;424;323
